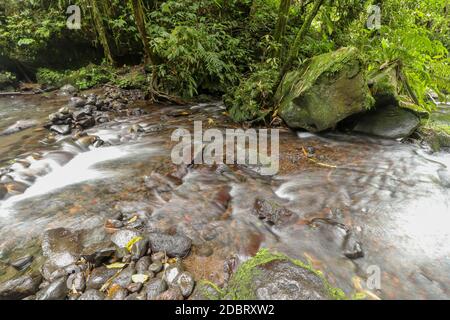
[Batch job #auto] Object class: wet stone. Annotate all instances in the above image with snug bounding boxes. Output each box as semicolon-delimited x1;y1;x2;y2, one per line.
112;266;135;288
176;272;195;298
131;238;149;261
78;289;105;300
86;267;117;290
50;124;71;135
151;252;166;262
42;228;81;269
145;278;167;300
36;276;68;300
156;287;184;300
127;282;143;293
10;255;34;271
164;264;183;286
66;273;86;292
109;286;128;300
148;232;192;258
110;229;142;249
149;261;163;273
0;274;42;300
68;97;86;108
135;256;151;274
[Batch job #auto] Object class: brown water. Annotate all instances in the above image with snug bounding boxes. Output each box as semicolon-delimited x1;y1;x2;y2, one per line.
0;93;449;300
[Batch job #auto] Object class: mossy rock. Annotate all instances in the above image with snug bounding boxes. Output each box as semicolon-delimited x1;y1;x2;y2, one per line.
219;249;346;300
0;71;17;91
368;62;429;117
275;47;374;132
418;123;450;152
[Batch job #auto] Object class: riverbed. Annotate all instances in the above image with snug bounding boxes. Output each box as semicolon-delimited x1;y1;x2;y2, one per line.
0;92;449;299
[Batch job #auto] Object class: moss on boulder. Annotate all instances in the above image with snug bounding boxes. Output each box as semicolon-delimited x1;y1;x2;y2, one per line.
219;249;346;300
275;47;374;132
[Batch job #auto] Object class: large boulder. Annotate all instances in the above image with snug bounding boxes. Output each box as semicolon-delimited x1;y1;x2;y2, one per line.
224;249;345;300
275;47;374;132
353;104;420;139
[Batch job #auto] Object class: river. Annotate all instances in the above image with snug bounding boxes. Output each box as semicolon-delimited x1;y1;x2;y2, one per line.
0;92;449;299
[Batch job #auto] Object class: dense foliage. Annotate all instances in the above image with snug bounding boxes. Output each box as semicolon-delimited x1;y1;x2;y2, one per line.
0;0;448;120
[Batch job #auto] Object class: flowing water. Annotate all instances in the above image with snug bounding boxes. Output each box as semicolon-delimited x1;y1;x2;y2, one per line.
0;93;449;299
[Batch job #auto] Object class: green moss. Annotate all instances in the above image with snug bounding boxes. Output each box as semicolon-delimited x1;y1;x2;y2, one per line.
218;248;347;300
112;68;147;89
418;121;450;151
276;47;374;131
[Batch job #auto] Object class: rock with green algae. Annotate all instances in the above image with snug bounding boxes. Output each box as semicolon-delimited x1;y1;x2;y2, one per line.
417;123;450;152
201;249;346;300
275;47;374;132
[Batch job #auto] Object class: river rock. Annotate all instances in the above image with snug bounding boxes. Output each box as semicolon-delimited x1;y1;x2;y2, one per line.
59;84;77;96
135;256;151;274
127;282;143;293
131;238;149;261
78;289;105;300
0;120;38;136
10;255;33;271
77;116;95;129
252;198;295;226
163;264;183;286
0;274;42;300
42;228;81;270
109;286;128;300
149;261;163;273
248;260;333;300
81;243;115;267
156;287;184;300
110;229;142;249
438;169;450;188
176;272;195;297
148;232;192;258
275;47;374;132
145;278;167;300
86;266;117;290
112;266;135;288
86;94;97;105
0;183;7;200
353;105;420;139
68;97;86;108
50;124;71;135
36;276;68;300
66;272;86;292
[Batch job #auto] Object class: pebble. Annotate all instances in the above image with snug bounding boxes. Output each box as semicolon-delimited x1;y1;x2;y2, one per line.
145;278;167;300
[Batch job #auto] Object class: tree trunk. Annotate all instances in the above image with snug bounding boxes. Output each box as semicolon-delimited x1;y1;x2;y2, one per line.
91;0;115;65
274;0;291;43
130;0;155;66
271;0;325;99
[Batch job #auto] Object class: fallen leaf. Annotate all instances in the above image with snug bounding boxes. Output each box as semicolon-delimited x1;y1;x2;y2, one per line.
106;262;127;269
131;274;149;284
126;236;143;252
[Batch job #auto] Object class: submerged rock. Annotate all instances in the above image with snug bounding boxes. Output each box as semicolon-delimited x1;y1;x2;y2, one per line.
42;228;81;271
353;105;420;139
0;274;42;300
275;47;374;132
50;124;71;135
148;232;192;258
10;255;34;271
110;229;142;249
252;198;295;226
0;120;38;136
